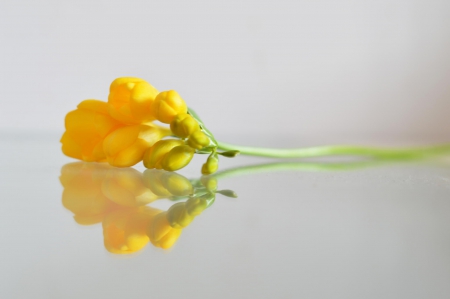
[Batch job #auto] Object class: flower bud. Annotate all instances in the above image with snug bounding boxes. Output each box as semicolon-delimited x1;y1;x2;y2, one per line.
103;124;170;167
147;212;182;249
161;145;195;171
61;100;124;162
152;90;187;123
143;140;184;169
108;77;159;124
201;154;219;175
187;130;210;150
170;113;199;138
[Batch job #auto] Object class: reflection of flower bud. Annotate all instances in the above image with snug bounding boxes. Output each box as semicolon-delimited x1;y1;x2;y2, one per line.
187;130;210;150
103;206;159;254
103;124;170;167
162;145;195;171
143;139;184;169
61;100;124;162
60;162;119;225
152;90;187;124
147;212;182;249
166;202;194;228
143;169;193;197
161;171;193;196
201;154;219;175
185;197;208;216
108;77;159;124
170;113;199;138
200;176;218;191
101;168;159;207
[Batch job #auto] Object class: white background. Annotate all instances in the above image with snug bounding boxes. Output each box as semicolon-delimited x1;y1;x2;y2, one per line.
1;0;450;146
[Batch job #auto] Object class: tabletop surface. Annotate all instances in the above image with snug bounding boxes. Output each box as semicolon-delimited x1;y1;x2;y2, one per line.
1;132;450;299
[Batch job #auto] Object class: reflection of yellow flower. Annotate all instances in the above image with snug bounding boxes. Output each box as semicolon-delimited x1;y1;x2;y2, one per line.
103;124;171;167
147;212;182;249
103;206;159;254
108;77;159;124
101;168;159;207
143;169;193;197
60;162;120;225
61;100;124;162
60;162;223;253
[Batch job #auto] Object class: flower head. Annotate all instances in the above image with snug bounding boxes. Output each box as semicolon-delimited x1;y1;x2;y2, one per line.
61;100;124;162
108;77;159;124
152;90;187;124
103;124;171;167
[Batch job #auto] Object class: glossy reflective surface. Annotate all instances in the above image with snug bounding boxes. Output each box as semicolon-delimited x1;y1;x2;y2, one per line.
2;132;450;298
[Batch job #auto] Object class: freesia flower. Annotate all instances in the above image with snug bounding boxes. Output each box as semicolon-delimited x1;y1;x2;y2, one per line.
152;90;187;124
61;100;124;162
108;77;159;124
103;124;171;167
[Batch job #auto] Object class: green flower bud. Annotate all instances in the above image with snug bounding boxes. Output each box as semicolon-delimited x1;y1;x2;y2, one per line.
187;130;210;150
162;145;195;171
201;154;219;175
143;139;184;169
170;113;199;138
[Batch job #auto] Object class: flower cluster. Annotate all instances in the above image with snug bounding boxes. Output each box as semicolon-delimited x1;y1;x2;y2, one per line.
60;162;235;253
61;77;238;174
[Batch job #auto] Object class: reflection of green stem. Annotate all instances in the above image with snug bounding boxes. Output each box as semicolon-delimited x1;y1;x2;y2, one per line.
217;141;450;159
211;161;374;180
211;154;445;181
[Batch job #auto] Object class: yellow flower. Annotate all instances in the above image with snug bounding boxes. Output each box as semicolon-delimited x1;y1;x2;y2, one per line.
103;206;160;254
61;100;124;162
101;168;160;207
170;113;199;138
60;162;120;225
152;90;187;123
147;212;182;249
143;139;184;169
108;77;159;124
161;145;195;171
103;124;171;167
187;130;210;150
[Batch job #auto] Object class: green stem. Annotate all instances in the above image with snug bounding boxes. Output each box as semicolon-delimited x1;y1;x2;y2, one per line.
217;141;450;160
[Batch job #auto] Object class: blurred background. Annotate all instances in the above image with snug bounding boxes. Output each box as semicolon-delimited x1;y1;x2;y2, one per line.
1;0;450;147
